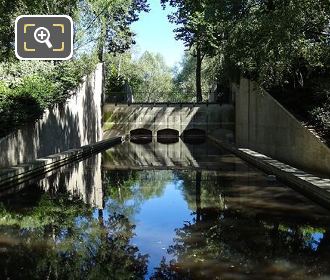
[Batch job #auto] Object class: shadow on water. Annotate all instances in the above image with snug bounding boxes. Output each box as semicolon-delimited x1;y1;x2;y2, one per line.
0;139;330;279
181;128;206;145
157;129;180;144
131;137;153;145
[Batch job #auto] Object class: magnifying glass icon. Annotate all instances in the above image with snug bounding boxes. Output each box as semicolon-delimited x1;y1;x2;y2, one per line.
34;27;53;48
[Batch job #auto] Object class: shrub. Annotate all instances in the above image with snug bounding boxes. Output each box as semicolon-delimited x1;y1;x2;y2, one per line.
310;103;330;138
0;61;55;87
52;54;99;92
0;55;98;137
0;77;49;135
15;75;58;108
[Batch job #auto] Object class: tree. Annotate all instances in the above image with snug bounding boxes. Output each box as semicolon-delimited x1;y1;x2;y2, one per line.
162;0;330;89
174;51;223;101
134;51;174;102
161;0;217;102
0;0;79;61
105;50;176;102
84;0;149;61
0;0;149;61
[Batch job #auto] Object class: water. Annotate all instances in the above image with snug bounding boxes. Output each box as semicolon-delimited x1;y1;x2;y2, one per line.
0;139;330;280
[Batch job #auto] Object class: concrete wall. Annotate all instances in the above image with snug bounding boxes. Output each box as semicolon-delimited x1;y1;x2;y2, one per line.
234;78;330;176
0;64;103;168
103;104;235;140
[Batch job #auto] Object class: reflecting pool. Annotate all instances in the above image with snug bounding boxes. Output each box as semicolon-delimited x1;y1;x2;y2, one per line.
0;140;330;279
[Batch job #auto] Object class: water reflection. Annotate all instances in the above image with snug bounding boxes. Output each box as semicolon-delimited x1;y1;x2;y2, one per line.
151;171;330;279
0;141;330;279
0;152;104;208
104;139;231;170
0;189;148;279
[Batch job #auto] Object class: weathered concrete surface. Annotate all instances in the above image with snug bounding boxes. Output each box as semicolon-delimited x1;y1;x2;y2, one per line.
234;78;330;176
209;136;330;210
0;63;104;168
103;103;234;140
0;137;123;207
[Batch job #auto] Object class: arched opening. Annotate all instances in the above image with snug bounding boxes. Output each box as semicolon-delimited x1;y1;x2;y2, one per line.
157;129;179;144
130;128;152;144
181;129;206;144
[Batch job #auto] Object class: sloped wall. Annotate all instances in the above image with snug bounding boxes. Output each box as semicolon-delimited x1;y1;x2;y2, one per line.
234;78;330;176
0;64;103;168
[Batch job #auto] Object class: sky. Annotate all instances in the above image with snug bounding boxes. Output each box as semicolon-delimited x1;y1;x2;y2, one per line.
132;0;185;67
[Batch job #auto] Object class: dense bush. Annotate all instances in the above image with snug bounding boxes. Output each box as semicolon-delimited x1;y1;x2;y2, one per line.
53;55;99;91
271;81;330;144
309;89;330;142
311;105;330;131
0;55;98;137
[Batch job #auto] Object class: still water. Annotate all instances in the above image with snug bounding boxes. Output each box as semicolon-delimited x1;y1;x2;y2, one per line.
0;139;330;279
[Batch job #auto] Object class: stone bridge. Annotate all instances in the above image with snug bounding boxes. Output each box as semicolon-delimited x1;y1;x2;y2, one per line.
103;103;235;140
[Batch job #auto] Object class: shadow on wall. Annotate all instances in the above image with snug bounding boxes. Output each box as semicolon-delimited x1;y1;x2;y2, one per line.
234;78;330;176
102;103;235;142
0;64;103;169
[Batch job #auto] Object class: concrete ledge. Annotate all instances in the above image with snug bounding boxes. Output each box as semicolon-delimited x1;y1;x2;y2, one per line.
209;136;330;210
0;137;123;194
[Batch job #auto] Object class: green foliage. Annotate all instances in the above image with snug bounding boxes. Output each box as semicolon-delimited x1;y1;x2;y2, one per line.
309;89;330;142
161;0;219;101
165;0;330;89
310;105;330;132
0;0;149;61
0;76;55;128
15;75;58;107
105;52;137;97
163;0;330;137
53;54;99;90
0;0;79;61
0;194;148;279
134;52;174;102
0;56;98;136
221;0;330;88
105;51;177;102
0;61;55;86
0;80;9;94
0;193;89;229
174;52;222;101
80;0;150;60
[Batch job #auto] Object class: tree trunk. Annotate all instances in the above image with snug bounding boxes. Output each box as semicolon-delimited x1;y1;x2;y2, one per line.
195;171;202;222
196;46;203;103
97;20;106;62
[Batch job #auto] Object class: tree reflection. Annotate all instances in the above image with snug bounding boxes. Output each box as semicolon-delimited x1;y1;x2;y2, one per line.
104;170;172;218
151;171;330;280
0;187;148;279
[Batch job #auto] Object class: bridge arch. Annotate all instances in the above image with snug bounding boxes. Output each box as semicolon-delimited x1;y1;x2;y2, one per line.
157;129;179;144
130;128;152;144
181;128;206;144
